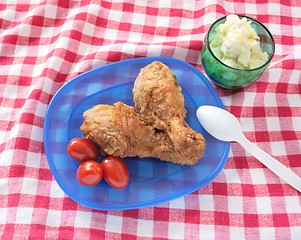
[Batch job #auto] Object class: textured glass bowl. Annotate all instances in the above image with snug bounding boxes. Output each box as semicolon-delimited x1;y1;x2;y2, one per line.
202;15;275;90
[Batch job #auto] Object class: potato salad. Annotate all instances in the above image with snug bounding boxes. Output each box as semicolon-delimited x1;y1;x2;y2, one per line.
210;14;268;70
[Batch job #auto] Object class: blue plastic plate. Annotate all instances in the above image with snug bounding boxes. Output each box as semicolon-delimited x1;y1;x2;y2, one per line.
44;57;230;210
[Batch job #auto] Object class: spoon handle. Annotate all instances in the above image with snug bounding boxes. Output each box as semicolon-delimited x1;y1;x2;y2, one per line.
238;136;301;192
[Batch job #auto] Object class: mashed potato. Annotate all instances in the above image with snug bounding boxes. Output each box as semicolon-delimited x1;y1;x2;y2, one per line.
210;14;268;69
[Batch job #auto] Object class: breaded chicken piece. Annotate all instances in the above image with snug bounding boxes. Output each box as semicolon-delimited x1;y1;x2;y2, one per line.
133;61;206;163
80;102;200;165
133;61;186;129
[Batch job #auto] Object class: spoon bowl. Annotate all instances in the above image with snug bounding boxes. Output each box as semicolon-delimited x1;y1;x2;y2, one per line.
197;105;244;142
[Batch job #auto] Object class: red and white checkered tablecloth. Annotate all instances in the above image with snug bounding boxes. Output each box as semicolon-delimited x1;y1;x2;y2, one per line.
1;0;301;239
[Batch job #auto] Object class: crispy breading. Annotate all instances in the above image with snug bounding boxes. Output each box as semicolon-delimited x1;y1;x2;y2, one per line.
133;61;206;164
80;102;200;165
80;61;206;165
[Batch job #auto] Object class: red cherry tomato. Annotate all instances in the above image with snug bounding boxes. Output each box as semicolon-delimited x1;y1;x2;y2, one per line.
101;156;129;189
76;160;103;186
67;138;99;163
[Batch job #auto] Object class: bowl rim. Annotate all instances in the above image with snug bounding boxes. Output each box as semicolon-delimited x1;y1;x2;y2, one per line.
205;14;275;71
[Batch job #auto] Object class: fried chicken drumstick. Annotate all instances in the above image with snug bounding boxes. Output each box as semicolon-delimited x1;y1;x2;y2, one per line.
80;102;200;165
133;61;206;164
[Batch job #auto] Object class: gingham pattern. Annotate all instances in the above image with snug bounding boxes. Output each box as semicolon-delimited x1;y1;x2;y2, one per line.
0;0;300;239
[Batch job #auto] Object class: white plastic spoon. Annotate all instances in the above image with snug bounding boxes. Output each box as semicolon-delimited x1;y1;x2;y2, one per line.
196;105;301;192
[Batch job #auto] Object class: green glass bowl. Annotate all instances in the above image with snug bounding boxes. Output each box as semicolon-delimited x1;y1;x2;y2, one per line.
202;15;275;90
